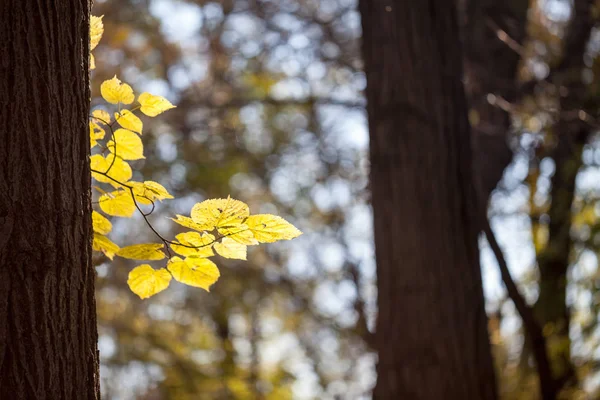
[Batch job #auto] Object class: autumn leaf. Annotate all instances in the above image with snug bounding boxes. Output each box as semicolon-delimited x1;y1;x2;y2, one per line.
101;76;135;105
114;110;143;134
171;215;207;232
92;210;112;235
131;181;173;205
117;243;166;261
99;190;136;218
138;92;175;116
190;197;249;231
213;237;247;260
92;109;111;124
93;233;119;260
89;121;105;149
167;256;220;291
171;232;215;258
127;265;171;299
90;153;132;186
245;214;302;243
107;128;145;160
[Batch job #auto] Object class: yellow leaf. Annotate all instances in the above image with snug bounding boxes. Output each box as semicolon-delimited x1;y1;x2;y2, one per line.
213;237;247;260
114;110;143;134
101;76;134;105
90;53;95;70
92;210;112;235
90;153;132;187
92;109;111;124
138;92;175;117
190;197;249;231
90;15;104;51
245;214;302;243
171;215;206;231
89;121;105;149
167;256;220;291
117;243;166;260
92;232;120;260
218;224;258;245
127;265;171;299
131;181;173;205
99;190;136;218
172;231;215;258
107;128;144;160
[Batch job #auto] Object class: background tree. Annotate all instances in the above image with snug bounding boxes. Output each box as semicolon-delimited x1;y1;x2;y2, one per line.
360;0;497;398
0;1;100;399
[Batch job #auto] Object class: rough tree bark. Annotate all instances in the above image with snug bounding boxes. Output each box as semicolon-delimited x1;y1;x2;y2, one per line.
0;1;100;399
359;1;497;398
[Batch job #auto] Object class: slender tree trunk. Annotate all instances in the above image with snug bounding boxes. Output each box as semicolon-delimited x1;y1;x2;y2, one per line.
359;1;497;398
462;0;529;199
0;1;100;399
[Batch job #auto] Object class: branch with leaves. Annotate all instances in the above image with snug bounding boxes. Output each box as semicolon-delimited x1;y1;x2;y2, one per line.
89;16;302;299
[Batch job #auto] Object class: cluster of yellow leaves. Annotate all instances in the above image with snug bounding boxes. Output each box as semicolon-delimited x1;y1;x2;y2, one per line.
89;17;302;300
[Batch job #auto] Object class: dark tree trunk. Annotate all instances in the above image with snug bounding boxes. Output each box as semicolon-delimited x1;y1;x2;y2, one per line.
359;1;497;399
461;0;529;200
0;1;99;399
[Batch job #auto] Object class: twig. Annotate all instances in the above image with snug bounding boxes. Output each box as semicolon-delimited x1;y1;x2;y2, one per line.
483;220;556;400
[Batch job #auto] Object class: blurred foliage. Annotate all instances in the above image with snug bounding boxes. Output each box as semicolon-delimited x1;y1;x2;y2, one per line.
91;0;600;398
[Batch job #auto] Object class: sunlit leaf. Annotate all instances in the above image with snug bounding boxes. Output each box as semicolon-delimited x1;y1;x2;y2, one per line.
213;237;247;260
99;190;136;218
245;214;302;243
117;243;166;260
89;121;105;149
92;210;112;235
171;215;206;232
167;256;220;291
90;15;104;51
92;109;111;125
101;76;134;105
218;224;258;245
114;110;143;134
92;232;119;260
172;231;215;258
107;128;144;160
190;197;249;231
90;153;132;187
138;92;175;116
127;264;171;299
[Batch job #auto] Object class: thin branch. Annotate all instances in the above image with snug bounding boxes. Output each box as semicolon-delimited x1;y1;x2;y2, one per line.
483;220;556;400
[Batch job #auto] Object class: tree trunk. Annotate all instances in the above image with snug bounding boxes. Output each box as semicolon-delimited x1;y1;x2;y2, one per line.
0;1;100;399
462;0;529;200
359;1;497;399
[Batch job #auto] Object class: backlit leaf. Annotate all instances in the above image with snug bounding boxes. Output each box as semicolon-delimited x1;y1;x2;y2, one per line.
131;181;173;205
90;153;132;187
114;110;143;134
101;76;134;105
245;214;302;243
213;237;247;260
190;197;249;231
171;215;206;232
117;243;166;260
90;121;105;149
92;109;111;124
172;231;214;258
138;92;175;116
167;256;220;291
99;190;136;218
90;15;104;51
127;264;171;299
218;224;258;245
92;210;112;235
107;128;144;160
93;232;119;260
